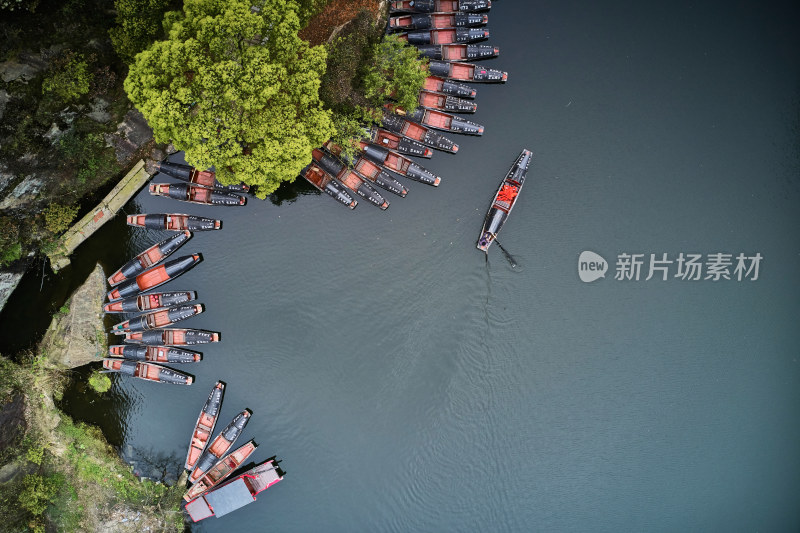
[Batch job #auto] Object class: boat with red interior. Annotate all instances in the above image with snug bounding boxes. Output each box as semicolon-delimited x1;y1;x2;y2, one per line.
299;164;357;209
156;161;249;192
189;410;251;483
423;75;476;99
398;27;489;45
416;44;499;62
106;254;201;302
389;12;487;30
149;183;246;206
390;105;484;135
103;291;197;314
122;328;220;346
107;231;191;286
428;59;507;83
112;304;204;333
101;358;193;385
108;345;202;364
185;381;225;472
365;127;433;158
183;440;257;502
311;149;389;209
359;142;441;186
418;89;477;113
477;149;533;252
322;141;408;197
389;0;491;13
381;113;459;153
127;214;221;231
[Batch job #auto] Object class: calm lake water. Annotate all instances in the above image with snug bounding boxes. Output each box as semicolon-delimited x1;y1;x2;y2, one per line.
3;1;800;531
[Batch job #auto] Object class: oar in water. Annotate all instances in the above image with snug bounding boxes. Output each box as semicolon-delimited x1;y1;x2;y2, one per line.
494;239;517;268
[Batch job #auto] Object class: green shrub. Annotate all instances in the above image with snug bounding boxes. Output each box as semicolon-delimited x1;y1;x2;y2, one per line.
364;34;429;113
42;52;92;104
43;204;79;235
1;242;22;266
110;0;174;63
18;473;62;516
88;372;111;393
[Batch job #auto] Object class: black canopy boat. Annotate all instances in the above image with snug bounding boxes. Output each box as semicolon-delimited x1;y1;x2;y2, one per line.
360;143;441;186
389;12;488;31
185;381;226;472
149;183;246;206
390;105;484;135
416;44;499;62
127;214;221;231
102;359;193;385
389;0;491;13
299;164;358;209
423;75;476;98
189;410;251;484
477;149;533;252
311;149;390;209
112;304;204;333
322;141;408;197
107;231;191;286
398;28;489;45
417;89;477;113
108;344;202;364
156;161;249;192
106;254;201;302
428;59;507;83
381;113;459;153
122;328;220;346
103;291;197;314
364;127;433;158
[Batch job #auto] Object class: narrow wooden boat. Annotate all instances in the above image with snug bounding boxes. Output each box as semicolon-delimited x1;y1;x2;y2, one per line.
112;304;204;333
299;164;357;209
311;149;389;209
429;59;507;83
156;161;250;192
101;358;193;385
122;328;220;346
418;89;477;113
390;0;491;13
322;141;408;197
389;12;488;30
189;410;251;484
103;291;197;314
127;214;221;231
185;381;225;472
399;27;489;45
185;460;283;522
149;183;246;206
391;106;484;135
364;127;433;158
108;345;202;364
416;44;499;62
107;231;191;286
423;75;476;99
381;113;459;153
183;440;257;502
477;149;532;252
361;143;441;186
106;254;201;302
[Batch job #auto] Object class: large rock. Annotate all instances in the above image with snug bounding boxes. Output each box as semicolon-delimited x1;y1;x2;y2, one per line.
0;269;25;312
40;263;107;368
0;174;43;210
105;110;154;163
0;393;26;464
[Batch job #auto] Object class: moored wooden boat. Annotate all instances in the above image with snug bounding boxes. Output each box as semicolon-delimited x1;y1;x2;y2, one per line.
311;149;390;209
149;183;246;206
108;344;202;363
107;231;191;286
389;12;488;30
361;143;442;186
322;141;408;197
381;113;459;153
189;410;251;484
127;214;221;231
391;105;484;135
184;460;284;522
156;161;249;192
183;440;257;502
300;164;358;209
364;127;433;158
399;27;489;45
416;44;499;62
428;59;507;83
106;254;201;302
112;304;204;333
185;381;225;472
390;0;491;13
423;75;476;98
418;89;477;113
477;149;532;252
103;291;197;314
101;358;193;385
122;328;220;346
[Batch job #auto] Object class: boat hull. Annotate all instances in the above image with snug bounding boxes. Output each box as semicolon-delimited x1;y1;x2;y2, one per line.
149;183;246;206
477;149;533;251
418;89;477;113
381;113;459;153
402;107;484;135
423;76;476;99
401;28;489;45
390;0;491;13
112;304;204;333
389;12;488;30
103;291;197;313
428;60;507;83
183;440;257;502
189;410;251;484
416;44;499;62
156;161;250;192
365;128;433;158
101;359;193;385
122;328;220;346
127;214;221;231
300;164;358;209
361;144;442;186
312;149;390;209
108;231;192;286
108;345;202;363
185;381;225;471
106;254;201;302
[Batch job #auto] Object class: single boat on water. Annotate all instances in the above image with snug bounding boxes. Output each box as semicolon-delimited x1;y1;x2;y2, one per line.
423;75;476;99
107;231;191;286
183;440;257;502
389;0;491;13
185;460;284;522
112;304;204;333
389;12;487;30
381;113;459;153
311;149;390;209
391;106;484;135
122;328;220;346
429;60;507;83
364;127;433;158
360;143;441;186
322;141;408;197
416;44;499;62
106;254;201;302
149;183;246;206
189;410;251;484
185;381;225;472
156;161;250;192
299;164;357;209
101;359;193;385
108;345;202;364
398;28;489;45
477;149;533;252
418;89;477;113
103;291;197;314
127;214;221;231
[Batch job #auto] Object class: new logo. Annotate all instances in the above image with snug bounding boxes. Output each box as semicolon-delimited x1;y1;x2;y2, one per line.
579;251;608;283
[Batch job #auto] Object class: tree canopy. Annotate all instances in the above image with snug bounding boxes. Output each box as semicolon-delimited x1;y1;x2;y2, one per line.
124;0;334;197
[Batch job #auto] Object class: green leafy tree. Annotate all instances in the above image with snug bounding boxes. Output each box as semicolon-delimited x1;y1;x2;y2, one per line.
109;0;174;64
41;52;92;104
125;0;334;197
364;35;429;114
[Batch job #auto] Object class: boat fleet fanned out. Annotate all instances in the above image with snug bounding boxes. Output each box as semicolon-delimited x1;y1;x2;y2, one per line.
300;0;505;211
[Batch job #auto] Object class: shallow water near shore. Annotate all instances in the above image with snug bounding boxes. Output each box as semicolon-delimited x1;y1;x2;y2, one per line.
3;1;800;531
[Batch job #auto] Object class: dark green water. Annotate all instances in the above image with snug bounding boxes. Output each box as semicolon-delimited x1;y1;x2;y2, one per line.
3;1;800;530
